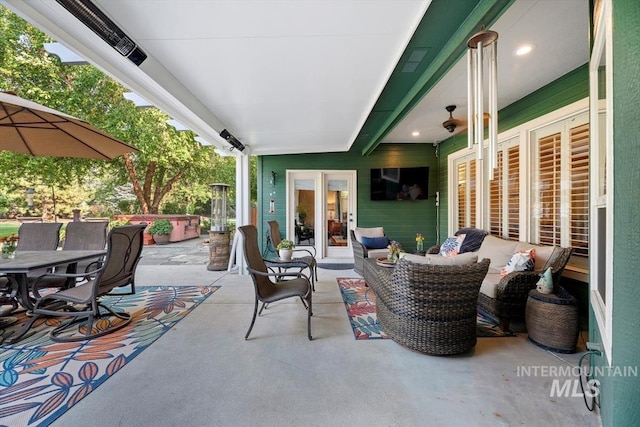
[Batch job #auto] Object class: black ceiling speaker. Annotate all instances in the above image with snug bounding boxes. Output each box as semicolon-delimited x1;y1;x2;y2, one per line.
442;105;463;133
55;0;147;66
220;129;245;152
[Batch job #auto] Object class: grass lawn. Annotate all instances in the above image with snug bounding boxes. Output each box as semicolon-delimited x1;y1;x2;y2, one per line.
0;222;20;239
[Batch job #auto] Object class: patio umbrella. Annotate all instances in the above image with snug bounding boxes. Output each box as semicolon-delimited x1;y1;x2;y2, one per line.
0;91;137;160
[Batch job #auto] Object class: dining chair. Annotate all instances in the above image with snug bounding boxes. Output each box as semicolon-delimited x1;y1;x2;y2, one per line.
8;224;145;343
16;222;62;251
0;222;63;310
31;221;109;293
61;221;109;273
239;225;313;340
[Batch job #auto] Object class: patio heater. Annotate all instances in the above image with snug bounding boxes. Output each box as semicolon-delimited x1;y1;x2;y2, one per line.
207;183;231;271
25;188;35;210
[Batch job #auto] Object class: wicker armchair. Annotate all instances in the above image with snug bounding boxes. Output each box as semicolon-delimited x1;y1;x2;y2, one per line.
478;247;573;331
372;257;490;355
350;230;367;275
350;228;390;276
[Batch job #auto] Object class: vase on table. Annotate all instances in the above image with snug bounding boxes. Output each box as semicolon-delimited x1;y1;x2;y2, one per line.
415;233;424;253
1;236;18;259
2;251;15;259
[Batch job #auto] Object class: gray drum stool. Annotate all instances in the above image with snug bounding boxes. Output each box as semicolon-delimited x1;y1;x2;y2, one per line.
525;288;579;353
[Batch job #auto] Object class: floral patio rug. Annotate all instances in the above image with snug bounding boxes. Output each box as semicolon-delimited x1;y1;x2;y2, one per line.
0;285;219;427
337;278;513;340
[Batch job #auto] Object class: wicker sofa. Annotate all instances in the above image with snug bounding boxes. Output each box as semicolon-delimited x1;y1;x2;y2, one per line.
364;256;490;355
428;231;573;332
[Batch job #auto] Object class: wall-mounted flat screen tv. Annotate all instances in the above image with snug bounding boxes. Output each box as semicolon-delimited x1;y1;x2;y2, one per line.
370;167;429;201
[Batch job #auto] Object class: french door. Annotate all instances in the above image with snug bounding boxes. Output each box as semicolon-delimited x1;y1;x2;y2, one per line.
286;170;357;259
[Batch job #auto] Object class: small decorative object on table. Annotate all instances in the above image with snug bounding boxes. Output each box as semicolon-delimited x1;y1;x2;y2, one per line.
276;239;295;261
415;233;424;252
376;257;395;268
535;267;554;294
1;234;19;259
387;240;403;263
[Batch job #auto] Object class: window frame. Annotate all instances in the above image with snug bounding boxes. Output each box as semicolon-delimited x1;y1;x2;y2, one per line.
447;99;589;239
588;0;613;364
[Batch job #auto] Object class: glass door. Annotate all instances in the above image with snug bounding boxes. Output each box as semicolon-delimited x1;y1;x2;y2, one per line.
287;170;356;259
325;174;354;257
291;175;316;247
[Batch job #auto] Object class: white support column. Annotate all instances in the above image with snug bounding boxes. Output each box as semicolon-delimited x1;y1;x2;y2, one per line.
232;150;251;275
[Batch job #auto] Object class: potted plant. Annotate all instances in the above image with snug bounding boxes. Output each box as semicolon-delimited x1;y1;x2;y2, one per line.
276;239;295;261
147;219;173;245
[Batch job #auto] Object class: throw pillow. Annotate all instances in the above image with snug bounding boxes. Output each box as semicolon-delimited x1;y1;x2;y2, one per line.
438;234;466;257
361;236;389;249
500;249;536;278
455;227;488;253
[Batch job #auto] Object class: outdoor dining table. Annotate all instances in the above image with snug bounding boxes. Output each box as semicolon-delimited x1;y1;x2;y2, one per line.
0;249;106;311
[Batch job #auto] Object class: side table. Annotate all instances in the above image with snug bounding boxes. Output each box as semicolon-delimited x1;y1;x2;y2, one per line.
264;257;315;291
525;288;579;353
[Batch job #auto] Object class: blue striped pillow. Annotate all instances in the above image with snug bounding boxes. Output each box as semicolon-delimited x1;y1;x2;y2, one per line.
361;236;389;249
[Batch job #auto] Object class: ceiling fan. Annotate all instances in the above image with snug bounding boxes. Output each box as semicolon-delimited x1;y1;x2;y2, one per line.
442;105;465;133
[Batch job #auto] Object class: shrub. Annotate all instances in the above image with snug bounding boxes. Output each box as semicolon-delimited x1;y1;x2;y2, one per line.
109;218;131;228
147;219;173;235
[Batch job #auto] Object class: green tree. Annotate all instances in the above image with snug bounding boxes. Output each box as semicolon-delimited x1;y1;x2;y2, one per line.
1;6;255;215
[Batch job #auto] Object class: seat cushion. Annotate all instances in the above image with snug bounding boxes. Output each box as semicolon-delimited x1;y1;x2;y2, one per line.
367;248;390;259
402;252;478;266
480;272;502;298
477;235;519;273
354;227;385;243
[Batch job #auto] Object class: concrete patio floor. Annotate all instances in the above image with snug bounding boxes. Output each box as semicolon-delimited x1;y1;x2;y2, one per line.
52;236;602;427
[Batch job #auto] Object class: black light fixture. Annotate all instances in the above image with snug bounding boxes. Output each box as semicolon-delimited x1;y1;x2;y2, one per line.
55;0;147;66
219;129;245;152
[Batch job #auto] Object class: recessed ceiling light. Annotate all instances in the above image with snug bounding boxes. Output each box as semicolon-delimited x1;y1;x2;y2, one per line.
412;131;420;137
515;44;534;56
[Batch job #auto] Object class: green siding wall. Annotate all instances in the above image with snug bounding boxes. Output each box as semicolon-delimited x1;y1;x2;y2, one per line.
435;64;589;240
259;144;439;253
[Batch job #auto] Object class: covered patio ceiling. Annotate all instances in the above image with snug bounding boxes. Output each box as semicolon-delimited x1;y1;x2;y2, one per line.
3;0;589;156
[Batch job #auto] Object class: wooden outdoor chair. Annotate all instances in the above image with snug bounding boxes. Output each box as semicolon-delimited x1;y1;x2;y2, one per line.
239;225;313;340
8;224;145;343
